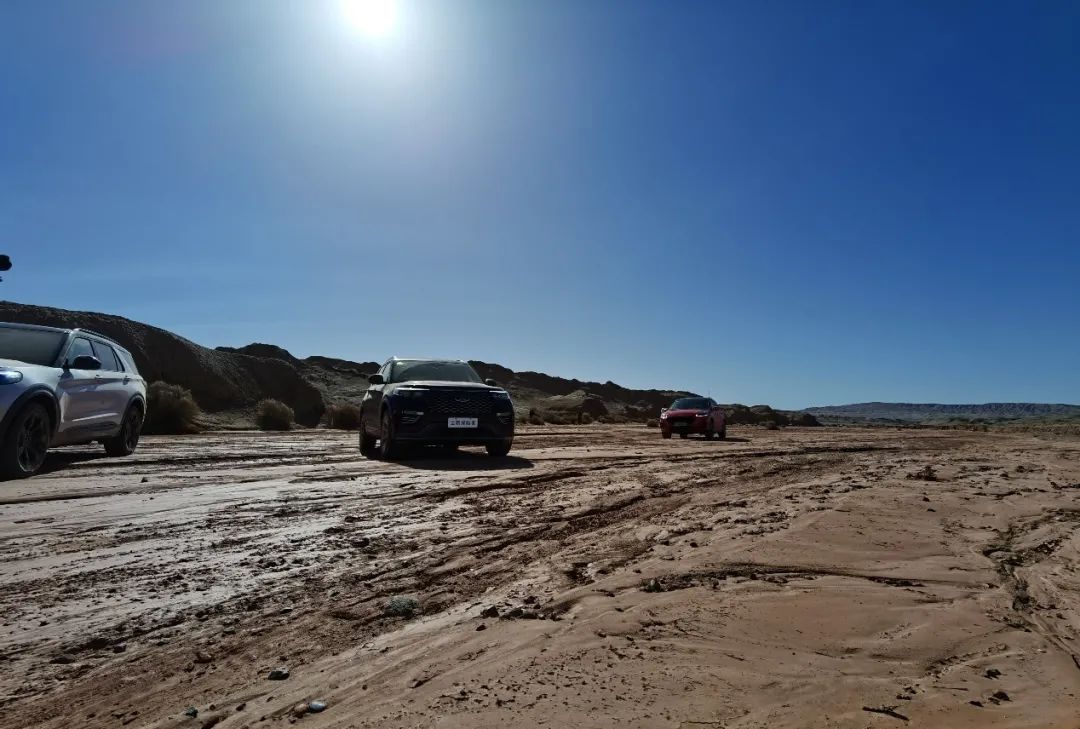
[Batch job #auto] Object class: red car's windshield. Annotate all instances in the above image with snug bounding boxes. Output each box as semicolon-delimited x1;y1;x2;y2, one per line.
670;397;710;410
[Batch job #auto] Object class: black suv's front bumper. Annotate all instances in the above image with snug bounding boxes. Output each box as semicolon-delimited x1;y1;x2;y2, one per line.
394;411;514;445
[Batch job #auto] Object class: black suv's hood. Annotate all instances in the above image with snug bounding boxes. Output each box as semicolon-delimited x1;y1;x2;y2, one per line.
388;380;500;391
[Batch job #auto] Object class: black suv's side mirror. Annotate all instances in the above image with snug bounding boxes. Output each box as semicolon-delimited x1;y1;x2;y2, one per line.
485;378;497;386
68;355;102;371
368;373;385;385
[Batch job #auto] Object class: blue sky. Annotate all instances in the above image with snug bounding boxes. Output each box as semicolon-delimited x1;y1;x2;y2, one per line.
2;1;1078;408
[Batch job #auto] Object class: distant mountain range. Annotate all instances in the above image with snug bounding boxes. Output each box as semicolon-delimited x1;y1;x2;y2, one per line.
805;402;1080;424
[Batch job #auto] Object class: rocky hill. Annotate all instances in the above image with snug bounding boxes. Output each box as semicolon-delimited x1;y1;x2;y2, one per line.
1;301;820;427
806;401;1080;424
0;302;326;425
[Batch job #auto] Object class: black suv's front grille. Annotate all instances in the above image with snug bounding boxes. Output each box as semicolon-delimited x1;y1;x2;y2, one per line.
426;390;496;416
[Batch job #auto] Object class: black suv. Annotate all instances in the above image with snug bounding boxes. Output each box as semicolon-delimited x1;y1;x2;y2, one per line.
359;358;515;459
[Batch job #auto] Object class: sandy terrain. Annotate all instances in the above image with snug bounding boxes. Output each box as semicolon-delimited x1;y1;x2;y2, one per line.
1;426;1078;728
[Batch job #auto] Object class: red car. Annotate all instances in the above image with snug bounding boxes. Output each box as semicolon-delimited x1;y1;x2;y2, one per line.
660;397;726;440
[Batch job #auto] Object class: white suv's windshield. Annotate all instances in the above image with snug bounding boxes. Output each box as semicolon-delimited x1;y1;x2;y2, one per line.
391;360;483;384
0;327;66;366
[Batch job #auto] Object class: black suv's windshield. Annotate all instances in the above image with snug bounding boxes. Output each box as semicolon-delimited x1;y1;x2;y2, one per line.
391;360;483;384
0;327;66;367
670;397;711;410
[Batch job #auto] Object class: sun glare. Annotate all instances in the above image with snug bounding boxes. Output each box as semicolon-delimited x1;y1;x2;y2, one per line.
341;0;398;38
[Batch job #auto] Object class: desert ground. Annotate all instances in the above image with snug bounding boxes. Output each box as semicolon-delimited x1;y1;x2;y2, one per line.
1;426;1078;728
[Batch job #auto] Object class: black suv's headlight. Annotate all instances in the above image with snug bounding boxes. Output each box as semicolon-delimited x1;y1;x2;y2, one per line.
491;390;511;400
392;387;428;399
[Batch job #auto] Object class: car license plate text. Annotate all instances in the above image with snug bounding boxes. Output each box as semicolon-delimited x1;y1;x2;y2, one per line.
448;417;478;428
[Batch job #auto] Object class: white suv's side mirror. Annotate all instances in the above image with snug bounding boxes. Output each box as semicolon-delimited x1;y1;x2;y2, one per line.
68;355;102;371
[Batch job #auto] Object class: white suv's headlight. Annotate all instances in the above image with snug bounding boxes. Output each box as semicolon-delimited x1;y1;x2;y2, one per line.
0;371;23;385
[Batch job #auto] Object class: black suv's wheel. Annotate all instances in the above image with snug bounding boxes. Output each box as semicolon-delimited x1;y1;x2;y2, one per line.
104;405;143;457
1;402;50;479
378;411;399;460
486;439;512;457
359;427;377;458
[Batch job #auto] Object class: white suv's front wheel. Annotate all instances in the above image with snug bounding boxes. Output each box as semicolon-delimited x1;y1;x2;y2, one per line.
1;402;50;479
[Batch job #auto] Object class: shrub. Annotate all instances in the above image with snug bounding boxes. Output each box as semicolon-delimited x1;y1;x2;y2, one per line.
325;402;362;430
763;420;779;430
580;412;594;425
143;381;201;434
384;595;420;618
646;418;659;428
527;410;545;425
256;399;294;431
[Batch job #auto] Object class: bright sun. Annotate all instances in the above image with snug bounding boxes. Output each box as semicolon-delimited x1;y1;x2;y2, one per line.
341;0;398;37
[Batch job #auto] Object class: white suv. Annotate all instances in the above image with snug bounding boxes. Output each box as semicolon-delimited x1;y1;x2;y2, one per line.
0;323;147;479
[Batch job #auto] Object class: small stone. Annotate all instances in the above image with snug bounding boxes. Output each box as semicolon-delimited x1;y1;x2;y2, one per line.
236;703;246;712
992;690;1010;702
480;606;499;619
291;703;308;718
184;707;199;718
113;643;127;654
476;623;487;631
308;701;327;713
268;667;290;680
194;650;213;664
984;668;1001;679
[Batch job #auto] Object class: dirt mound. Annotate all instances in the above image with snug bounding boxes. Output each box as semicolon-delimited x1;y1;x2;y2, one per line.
469;361;692;423
217;342;301;365
723;404;821;427
0;301;325;426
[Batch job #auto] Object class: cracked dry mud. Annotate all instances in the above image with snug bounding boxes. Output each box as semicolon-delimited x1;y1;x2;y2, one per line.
1;426;1079;728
